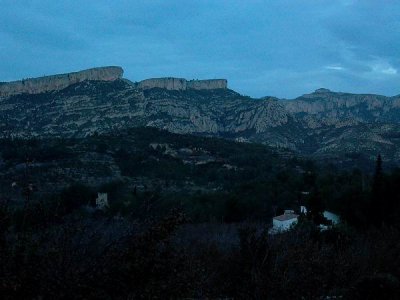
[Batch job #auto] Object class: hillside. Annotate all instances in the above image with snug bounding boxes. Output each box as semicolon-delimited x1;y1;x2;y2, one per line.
0;127;308;220
1;126;385;223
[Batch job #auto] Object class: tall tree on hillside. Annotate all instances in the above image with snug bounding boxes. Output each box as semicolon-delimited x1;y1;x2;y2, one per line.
386;169;400;226
370;154;384;226
307;189;326;225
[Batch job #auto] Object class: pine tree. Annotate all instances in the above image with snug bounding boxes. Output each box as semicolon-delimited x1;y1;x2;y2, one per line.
370;154;384;226
373;154;383;191
307;189;326;225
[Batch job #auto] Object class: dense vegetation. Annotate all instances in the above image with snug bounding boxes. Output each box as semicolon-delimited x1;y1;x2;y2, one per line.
1;128;400;299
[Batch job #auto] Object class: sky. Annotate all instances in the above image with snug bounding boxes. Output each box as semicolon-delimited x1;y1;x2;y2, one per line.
0;0;399;98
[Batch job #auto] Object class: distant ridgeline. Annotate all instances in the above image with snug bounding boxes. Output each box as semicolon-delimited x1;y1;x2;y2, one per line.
0;66;228;97
0;66;124;97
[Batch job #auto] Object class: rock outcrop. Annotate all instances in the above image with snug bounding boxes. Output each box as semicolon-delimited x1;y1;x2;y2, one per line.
282;89;398;126
138;78;187;90
187;79;227;90
137;77;227;91
0;66;123;97
0;67;227;97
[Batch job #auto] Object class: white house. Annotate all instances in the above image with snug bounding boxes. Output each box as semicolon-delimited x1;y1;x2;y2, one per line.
269;207;341;234
270;210;299;234
96;193;109;210
323;211;340;225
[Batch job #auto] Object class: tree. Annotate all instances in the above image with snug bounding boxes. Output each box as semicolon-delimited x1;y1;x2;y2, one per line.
307;189;326;225
0;198;10;247
370;154;384;226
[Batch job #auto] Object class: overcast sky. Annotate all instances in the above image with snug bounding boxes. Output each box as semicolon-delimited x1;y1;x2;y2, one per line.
0;0;399;98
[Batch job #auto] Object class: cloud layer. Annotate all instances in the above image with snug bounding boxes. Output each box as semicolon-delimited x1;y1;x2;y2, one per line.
0;0;399;98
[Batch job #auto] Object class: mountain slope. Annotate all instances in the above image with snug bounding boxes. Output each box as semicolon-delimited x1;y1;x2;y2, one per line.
0;79;303;148
1;67;399;164
0;127;292;203
283;88;400;127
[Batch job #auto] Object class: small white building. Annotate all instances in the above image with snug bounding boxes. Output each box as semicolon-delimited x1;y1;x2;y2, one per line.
323;211;340;225
96;193;109;210
270;211;299;234
269;207;341;234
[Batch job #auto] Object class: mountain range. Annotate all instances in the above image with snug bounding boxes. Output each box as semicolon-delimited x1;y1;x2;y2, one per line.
1;66;399;164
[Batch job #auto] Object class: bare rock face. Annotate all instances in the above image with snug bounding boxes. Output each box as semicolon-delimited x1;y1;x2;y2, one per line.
282;89;400;126
138;78;187;90
0;66;123;97
137;77;227;90
187;79;227;90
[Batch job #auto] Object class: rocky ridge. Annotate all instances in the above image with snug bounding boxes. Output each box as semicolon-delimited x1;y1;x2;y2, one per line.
0;66;123;97
0;67;399;164
137;78;227;90
283;88;400;126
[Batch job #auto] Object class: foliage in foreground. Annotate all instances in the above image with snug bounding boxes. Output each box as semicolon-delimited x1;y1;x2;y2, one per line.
0;202;400;299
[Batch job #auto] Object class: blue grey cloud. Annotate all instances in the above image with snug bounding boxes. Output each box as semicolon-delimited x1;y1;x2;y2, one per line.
0;0;398;98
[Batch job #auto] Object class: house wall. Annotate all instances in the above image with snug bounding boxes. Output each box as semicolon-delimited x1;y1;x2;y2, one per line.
272;218;298;232
323;211;340;225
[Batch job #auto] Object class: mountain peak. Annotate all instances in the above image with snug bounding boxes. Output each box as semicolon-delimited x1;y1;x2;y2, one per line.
314;88;332;94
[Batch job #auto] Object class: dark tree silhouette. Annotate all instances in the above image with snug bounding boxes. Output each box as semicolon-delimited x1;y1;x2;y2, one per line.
370;154;384;226
307;189;326;225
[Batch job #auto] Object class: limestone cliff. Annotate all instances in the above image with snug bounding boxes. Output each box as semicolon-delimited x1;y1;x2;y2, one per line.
137;77;227;91
0;66;123;97
0;68;227;97
138;78;187;90
187;79;227;90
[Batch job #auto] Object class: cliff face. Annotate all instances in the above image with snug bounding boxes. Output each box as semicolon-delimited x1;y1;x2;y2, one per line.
138;78;187;90
137;78;227;90
0;66;123;97
0;69;227;97
187;79;227;90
